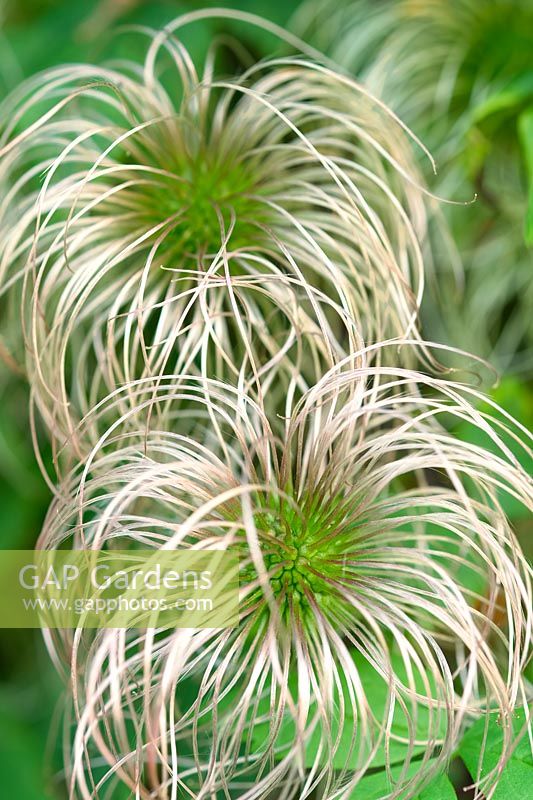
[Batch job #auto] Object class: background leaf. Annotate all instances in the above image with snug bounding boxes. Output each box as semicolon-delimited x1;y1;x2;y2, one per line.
518;107;533;246
458;708;533;800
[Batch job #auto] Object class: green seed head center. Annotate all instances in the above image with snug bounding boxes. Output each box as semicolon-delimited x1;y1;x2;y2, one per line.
146;153;264;255
259;509;349;615
268;542;314;599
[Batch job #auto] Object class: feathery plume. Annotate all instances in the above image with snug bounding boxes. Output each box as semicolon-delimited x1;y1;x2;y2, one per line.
0;17;437;456
40;345;532;799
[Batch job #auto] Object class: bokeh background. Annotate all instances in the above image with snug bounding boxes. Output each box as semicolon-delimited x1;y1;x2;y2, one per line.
0;1;531;796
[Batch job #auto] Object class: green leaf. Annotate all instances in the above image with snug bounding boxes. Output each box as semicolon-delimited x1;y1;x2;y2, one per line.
458;708;533;800
347;760;454;800
348;761;422;800
419;770;456;800
518;108;533;246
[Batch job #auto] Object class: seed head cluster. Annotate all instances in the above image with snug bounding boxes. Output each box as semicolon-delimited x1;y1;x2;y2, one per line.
0;11;531;800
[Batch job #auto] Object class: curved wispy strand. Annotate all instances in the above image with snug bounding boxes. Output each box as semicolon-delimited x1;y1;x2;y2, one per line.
40;345;533;799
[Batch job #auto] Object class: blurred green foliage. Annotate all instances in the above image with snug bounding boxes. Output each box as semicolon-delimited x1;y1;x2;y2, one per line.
1;0;301;80
519;108;533;246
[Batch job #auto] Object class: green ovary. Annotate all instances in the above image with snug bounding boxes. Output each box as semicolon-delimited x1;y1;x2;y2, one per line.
137;150;267;256
259;505;353;619
267;544;314;603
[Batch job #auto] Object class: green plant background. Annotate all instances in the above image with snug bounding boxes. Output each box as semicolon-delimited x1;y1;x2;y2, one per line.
0;1;531;797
